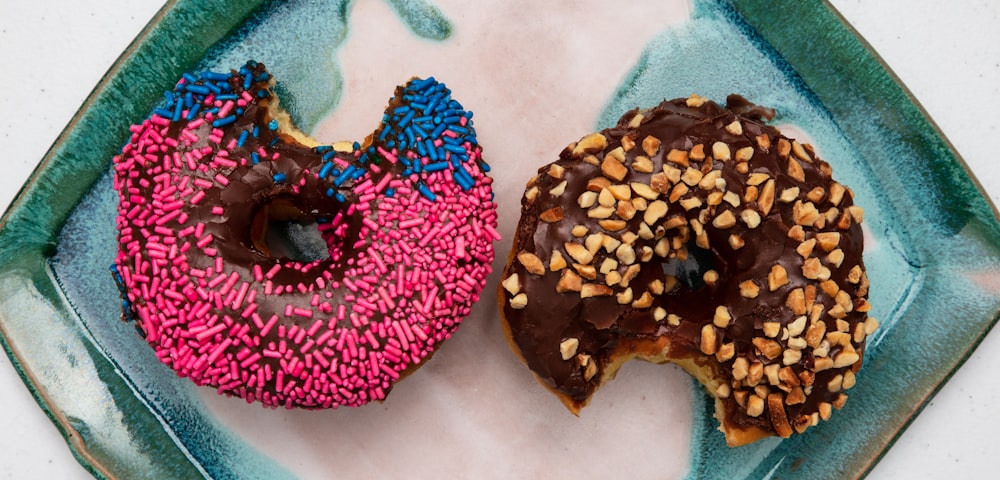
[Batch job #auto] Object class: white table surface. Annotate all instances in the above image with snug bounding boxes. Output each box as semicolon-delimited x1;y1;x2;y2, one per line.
1;1;997;478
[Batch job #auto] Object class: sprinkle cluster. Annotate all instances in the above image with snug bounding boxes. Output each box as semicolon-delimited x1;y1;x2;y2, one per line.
113;61;498;408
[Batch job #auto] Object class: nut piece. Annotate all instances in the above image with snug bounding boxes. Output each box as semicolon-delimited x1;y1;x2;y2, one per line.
642;135;662;157
712;142;731;161
725;120;743;136
517;252;545;275
768;264;789;291
564;242;594;265
572;133;607;157
580;283;613;298
643;200;669;225
556;269;582;293
578;191;598;209
739;280;760;298
509;293;528;309
712;210;737;229
602;156;628;182
666;149;689;167
632;155;654;173
549;250;567;271
501;273;520;295
548;180;568;197
700;325;717;355
560;338;579;360
539;207;564;223
713;306;732;328
631;182;659;200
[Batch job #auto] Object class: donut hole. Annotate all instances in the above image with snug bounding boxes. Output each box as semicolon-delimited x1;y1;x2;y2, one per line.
662;243;715;291
252;198;332;262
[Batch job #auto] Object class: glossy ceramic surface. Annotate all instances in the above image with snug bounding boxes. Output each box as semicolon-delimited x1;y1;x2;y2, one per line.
1;0;998;478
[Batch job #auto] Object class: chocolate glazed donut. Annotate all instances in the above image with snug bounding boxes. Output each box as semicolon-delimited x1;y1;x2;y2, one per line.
498;94;877;446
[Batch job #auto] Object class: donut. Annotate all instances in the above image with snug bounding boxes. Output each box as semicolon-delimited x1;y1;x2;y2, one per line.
498;94;877;446
112;61;499;409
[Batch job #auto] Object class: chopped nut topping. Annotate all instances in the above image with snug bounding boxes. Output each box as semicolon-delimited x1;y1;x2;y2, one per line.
577;191;598;209
667;313;681;326
782;348;802;366
802;257;831;280
560;338;579;360
681;167;704;186
712;210;737;229
700;325;718;355
517;252;545;275
787;225;806;242
699;170;723;191
716;383;732;399
643;200;669;225
806;186;825;203
725;120;743;136
615;287;633;305
632;291;654;308
556;269;582;293
833;351;860;369
524;186;539;203
571;225;588;238
690;144;707;161
540;207;564;223
584;234;604;255
796;238;817;258
666;148;689;167
735;146;754;162
572;133;607;157
792;200;821;226
587;177;611;192
740;209;762;229
573;263;596;280
653;307;667;321
549;250;567;271
739;280;760;298
587;205;615;219
510;293;528;309
777;138;791;158
746;394;765;417
598;188;616;207
713;306;732;328
642;135;661;157
829;183;846;206
605;271;622;286
791;140;811;162
703;269;719;286
786;288;807;315
601;155;628;182
548;164;565;179
759;179;776;216
650;172;671;193
779;186;800;203
580;284;613;298
716;342;735;362
501;273;520;295
632;155;654;173
605;146;626;163
601;235;622;252
728;234;745;250
599;219;627;232
815;232;841;252
847;205;864;222
548;180;568;197
712;142;732;161
616;243;636;265
564;242;594;265
842;370;857;390
621;135;636;152
756;133;771;150
628;112;645;128
607;184;631;201
763;321;781;338
599;258;619;275
768;393;794;438
786;157;806;183
686;94;707;107
630;182;659;200
768;264;789;291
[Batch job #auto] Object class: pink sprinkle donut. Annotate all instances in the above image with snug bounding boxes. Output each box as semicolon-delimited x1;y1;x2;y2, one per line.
112;61;498;408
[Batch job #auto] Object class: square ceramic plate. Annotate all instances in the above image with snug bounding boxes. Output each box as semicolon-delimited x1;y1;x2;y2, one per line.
2;0;999;478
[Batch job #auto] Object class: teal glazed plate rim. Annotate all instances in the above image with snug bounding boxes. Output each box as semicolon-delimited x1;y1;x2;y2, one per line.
2;0;999;479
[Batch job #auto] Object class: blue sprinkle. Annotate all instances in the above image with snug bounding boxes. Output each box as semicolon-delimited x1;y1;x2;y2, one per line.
411;123;428;139
431;123;447;139
326;188;335;197
423;99;438;115
257;90;269;98
398;109;416;128
481;162;491;172
201;71;230;81
352;169;365;179
442;135;462;145
359;153;369;164
449;125;469;134
436;147;446;161
405;127;416;147
414;115;433;124
385;188;395;197
217;93;239;101
184;92;194;108
318;162;334;179
186;104;202;121
416;141;427;156
153;107;173;118
443;144;466;154
162;92;175;107
393;105;411;114
269;137;279;147
424;161;449;172
243;73;253;90
186;84;210;95
172;100;183;122
378;127;391;141
204;82;222;94
402;169;412;177
237;130;249;147
182;73;198;84
314;145;331;152
268;119;279;130
336;193;346;202
426;140;438;161
251;152;260;164
235;108;244;115
410;102;427;111
273;173;287;183
256;72;270;82
252;125;259;138
417;184;437;201
334;167;354;186
212;115;235;127
353;142;361;150
322;150;336;161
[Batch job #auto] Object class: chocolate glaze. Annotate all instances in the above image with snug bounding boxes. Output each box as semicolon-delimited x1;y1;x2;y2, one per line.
500;96;872;440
